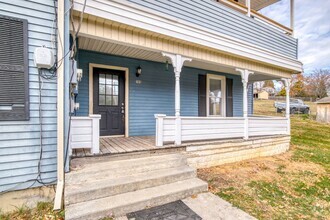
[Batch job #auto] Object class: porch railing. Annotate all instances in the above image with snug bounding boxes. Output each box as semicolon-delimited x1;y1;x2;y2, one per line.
69;114;101;155
217;0;293;35
155;114;289;146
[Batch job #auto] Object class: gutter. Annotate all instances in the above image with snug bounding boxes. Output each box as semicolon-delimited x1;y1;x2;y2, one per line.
54;0;65;210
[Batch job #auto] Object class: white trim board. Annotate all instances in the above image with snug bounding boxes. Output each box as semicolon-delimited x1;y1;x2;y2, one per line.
73;0;303;73
89;63;129;137
206;74;226;117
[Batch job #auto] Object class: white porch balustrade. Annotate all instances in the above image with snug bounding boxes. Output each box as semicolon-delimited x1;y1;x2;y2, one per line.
69;114;101;155
155;53;291;147
154;115;289;147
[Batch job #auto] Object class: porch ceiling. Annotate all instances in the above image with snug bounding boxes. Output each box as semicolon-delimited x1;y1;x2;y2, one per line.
78;37;283;81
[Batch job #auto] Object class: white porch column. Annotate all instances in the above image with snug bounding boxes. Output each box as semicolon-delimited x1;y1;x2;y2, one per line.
236;68;253;139
290;0;295;36
282;78;291;134
246;0;251;17
162;52;191;146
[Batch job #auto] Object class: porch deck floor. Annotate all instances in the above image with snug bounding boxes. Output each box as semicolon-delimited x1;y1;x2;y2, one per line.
71;135;288;158
72;136;178;157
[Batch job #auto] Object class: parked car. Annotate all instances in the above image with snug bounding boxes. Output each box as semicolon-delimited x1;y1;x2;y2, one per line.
274;99;310;114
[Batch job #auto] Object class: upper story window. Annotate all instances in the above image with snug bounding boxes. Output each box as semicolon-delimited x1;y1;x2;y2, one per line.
0;15;29;120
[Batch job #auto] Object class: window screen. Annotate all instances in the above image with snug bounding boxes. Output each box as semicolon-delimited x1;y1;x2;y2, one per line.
0;15;29;120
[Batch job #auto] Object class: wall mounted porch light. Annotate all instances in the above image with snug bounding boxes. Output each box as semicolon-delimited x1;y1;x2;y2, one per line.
165;59;169;71
136;65;142;77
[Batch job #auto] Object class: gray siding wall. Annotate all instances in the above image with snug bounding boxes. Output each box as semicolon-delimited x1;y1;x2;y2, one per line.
126;0;298;59
76;50;253;136
0;0;57;192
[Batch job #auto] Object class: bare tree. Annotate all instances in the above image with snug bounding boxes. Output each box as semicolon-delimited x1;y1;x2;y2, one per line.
253;81;264;92
305;69;330;98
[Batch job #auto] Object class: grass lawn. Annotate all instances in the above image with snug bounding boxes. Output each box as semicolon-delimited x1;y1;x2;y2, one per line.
0;202;64;220
198;99;330;220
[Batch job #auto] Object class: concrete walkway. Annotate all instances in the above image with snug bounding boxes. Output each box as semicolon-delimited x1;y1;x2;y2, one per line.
182;192;256;220
117;192;256;220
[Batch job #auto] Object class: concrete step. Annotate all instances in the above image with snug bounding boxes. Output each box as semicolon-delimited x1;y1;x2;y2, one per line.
65;166;196;205
65;178;208;220
67;153;187;182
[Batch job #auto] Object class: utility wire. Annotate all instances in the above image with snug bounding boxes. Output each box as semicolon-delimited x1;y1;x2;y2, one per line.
0;0;85;195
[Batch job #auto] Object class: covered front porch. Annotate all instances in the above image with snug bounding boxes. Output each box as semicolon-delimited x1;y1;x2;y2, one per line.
69;42;292;154
68;12;294;158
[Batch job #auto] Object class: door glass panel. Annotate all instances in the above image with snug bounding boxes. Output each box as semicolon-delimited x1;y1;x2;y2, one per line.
106;85;112;95
99;95;105;105
99;74;105;84
106;74;112;84
113;75;119;85
99;73;121;106
209;78;222;116
99;84;105;94
112;96;118;105
113;86;118;95
106;96;112;105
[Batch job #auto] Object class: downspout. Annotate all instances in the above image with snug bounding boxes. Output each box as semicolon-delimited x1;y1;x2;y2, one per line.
54;0;65;210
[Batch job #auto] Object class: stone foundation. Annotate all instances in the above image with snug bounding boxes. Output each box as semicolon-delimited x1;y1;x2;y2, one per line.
185;135;290;168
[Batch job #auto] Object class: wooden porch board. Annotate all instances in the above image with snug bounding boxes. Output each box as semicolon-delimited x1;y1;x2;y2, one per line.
72;136;177;157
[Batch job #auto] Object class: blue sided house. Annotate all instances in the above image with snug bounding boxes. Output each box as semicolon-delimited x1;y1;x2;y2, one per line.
0;0;302;218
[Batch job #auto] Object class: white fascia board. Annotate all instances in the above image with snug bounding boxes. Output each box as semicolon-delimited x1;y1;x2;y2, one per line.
73;0;303;73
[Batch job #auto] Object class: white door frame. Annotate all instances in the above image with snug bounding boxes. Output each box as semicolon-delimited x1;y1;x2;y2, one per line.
206;74;226;117
89;63;129;137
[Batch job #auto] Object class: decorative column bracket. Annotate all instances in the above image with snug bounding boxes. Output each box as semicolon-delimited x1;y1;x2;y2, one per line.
236;68;254;140
162;52;192;146
236;68;254;116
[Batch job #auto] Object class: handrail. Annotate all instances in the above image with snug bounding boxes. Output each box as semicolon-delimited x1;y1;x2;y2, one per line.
218;0;248;13
216;0;293;35
250;9;293;35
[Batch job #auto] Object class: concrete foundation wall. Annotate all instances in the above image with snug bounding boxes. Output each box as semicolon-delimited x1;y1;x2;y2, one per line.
186;135;290;168
0;186;55;213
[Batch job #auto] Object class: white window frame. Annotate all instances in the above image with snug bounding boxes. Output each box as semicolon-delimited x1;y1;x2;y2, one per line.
206;74;226;117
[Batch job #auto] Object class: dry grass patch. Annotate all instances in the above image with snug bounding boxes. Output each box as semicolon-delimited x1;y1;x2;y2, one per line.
197;99;330;219
198;152;329;219
0;202;64;220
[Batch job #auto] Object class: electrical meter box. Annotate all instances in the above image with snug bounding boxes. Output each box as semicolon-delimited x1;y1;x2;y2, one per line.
34;47;55;69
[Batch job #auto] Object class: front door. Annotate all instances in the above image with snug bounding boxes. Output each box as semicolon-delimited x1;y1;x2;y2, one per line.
93;68;125;136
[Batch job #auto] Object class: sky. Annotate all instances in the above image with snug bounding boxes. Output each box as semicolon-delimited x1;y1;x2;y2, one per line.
260;0;330;74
